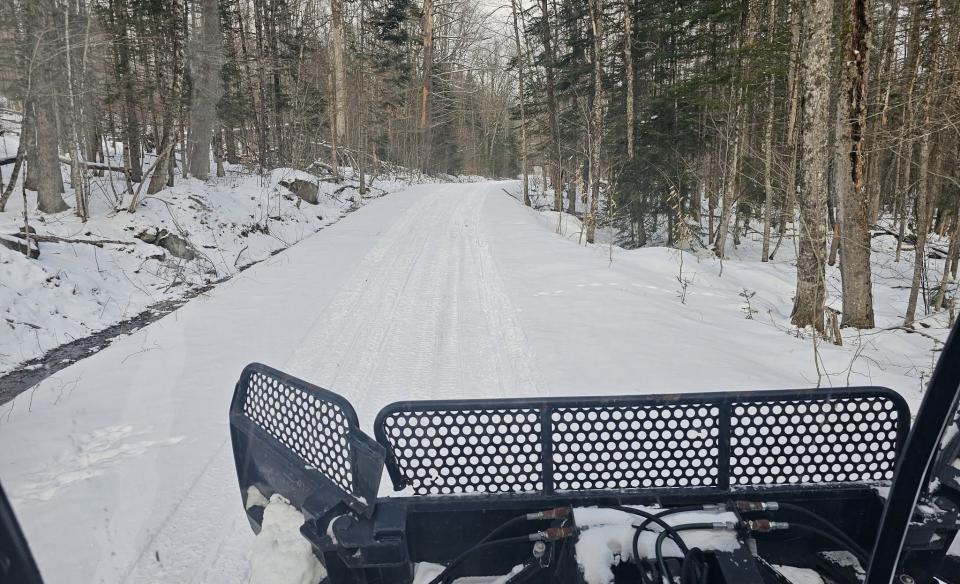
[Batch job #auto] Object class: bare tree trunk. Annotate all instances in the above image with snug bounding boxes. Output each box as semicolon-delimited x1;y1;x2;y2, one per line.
624;0;635;160
828;99;842;267
510;0;530;206
187;0;223;180
0;112;28;212
904;0;942;327
330;0;347;144
585;0;605;244
567;160;579;215
707;150;716;242
895;4;923;263
714;95;741;258
113;0;143;183
146;0;184;197
419;0;434;173
64;4;90;221
904;130;932;326
790;0;833;332
866;0;899;222
837;0;875;328
934;217;960;311
760;0;776;261
538;0;563;211
213;126;226;177
25;0;67;214
251;0;270;170
771;0;802;260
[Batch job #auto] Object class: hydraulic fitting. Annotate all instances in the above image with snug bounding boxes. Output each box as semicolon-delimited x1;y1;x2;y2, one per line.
527;507;572;520
742;519;790;532
531;526;575;541
735;500;780;513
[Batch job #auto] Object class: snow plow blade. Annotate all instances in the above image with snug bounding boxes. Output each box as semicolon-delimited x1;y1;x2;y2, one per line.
230;364;960;584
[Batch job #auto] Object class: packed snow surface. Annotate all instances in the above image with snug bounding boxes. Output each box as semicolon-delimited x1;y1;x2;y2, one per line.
0;180;952;582
249;494;326;584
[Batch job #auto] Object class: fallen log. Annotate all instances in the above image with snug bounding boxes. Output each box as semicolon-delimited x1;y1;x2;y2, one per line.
58;156;129;174
8;231;129;248
871;224;948;258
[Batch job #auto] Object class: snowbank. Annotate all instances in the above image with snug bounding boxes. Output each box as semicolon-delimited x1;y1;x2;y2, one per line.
0;117;440;376
249;494;326;584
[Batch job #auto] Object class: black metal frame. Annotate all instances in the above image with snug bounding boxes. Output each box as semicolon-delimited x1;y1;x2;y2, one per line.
865;323;960;584
0;481;43;584
228;361;957;583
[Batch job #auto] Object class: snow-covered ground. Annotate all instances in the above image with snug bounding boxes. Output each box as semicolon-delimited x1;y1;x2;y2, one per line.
0;180;952;583
0;110;489;377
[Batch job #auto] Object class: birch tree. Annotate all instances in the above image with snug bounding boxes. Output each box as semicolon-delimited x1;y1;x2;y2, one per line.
791;0;833;331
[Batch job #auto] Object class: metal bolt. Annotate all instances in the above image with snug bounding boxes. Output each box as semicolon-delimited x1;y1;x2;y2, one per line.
899;574;915;584
532;541;547;559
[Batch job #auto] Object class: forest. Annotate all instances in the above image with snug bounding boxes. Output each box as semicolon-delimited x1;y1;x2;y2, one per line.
1;0;959;337
4;1;960;579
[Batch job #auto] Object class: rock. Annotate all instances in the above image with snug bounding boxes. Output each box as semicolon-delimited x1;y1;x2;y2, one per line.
279;178;320;205
135;228;196;260
0;234;39;258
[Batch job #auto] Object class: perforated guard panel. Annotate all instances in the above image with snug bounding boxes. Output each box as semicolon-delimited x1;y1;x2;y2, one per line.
242;368;354;492
374;388;909;496
230;363;385;519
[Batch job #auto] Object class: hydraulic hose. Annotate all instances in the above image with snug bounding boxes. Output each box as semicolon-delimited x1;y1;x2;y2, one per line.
635;505;706;532
623;504;717;584
742;517;869;568
603;505;691;554
428;535;533;584
654;523;717;584
428;508;572;584
773;502;868;561
788;523;869;566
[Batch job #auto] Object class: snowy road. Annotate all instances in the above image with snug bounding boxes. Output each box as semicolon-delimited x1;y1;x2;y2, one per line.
0;181;933;583
0;182;545;584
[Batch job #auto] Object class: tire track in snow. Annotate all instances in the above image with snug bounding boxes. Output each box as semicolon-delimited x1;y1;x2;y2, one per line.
119;439;253;584
118;185;541;583
288;185;541;427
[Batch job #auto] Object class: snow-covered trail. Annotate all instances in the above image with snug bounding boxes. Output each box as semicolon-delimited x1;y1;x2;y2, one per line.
0;181;935;584
0;182;542;584
286;185;541;425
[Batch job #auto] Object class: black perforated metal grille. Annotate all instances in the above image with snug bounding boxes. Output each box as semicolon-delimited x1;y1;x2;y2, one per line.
377;389;908;496
552;404;721;490
243;370;353;492
379;409;543;495
730;397;901;486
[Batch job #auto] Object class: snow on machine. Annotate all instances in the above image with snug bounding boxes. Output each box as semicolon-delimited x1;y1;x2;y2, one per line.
226;328;960;584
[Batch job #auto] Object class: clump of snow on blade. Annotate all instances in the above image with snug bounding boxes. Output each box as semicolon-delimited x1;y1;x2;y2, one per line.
245;485;270;510
250;494;326;584
412;562;525;584
573;506;739;584
771;565;825;584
